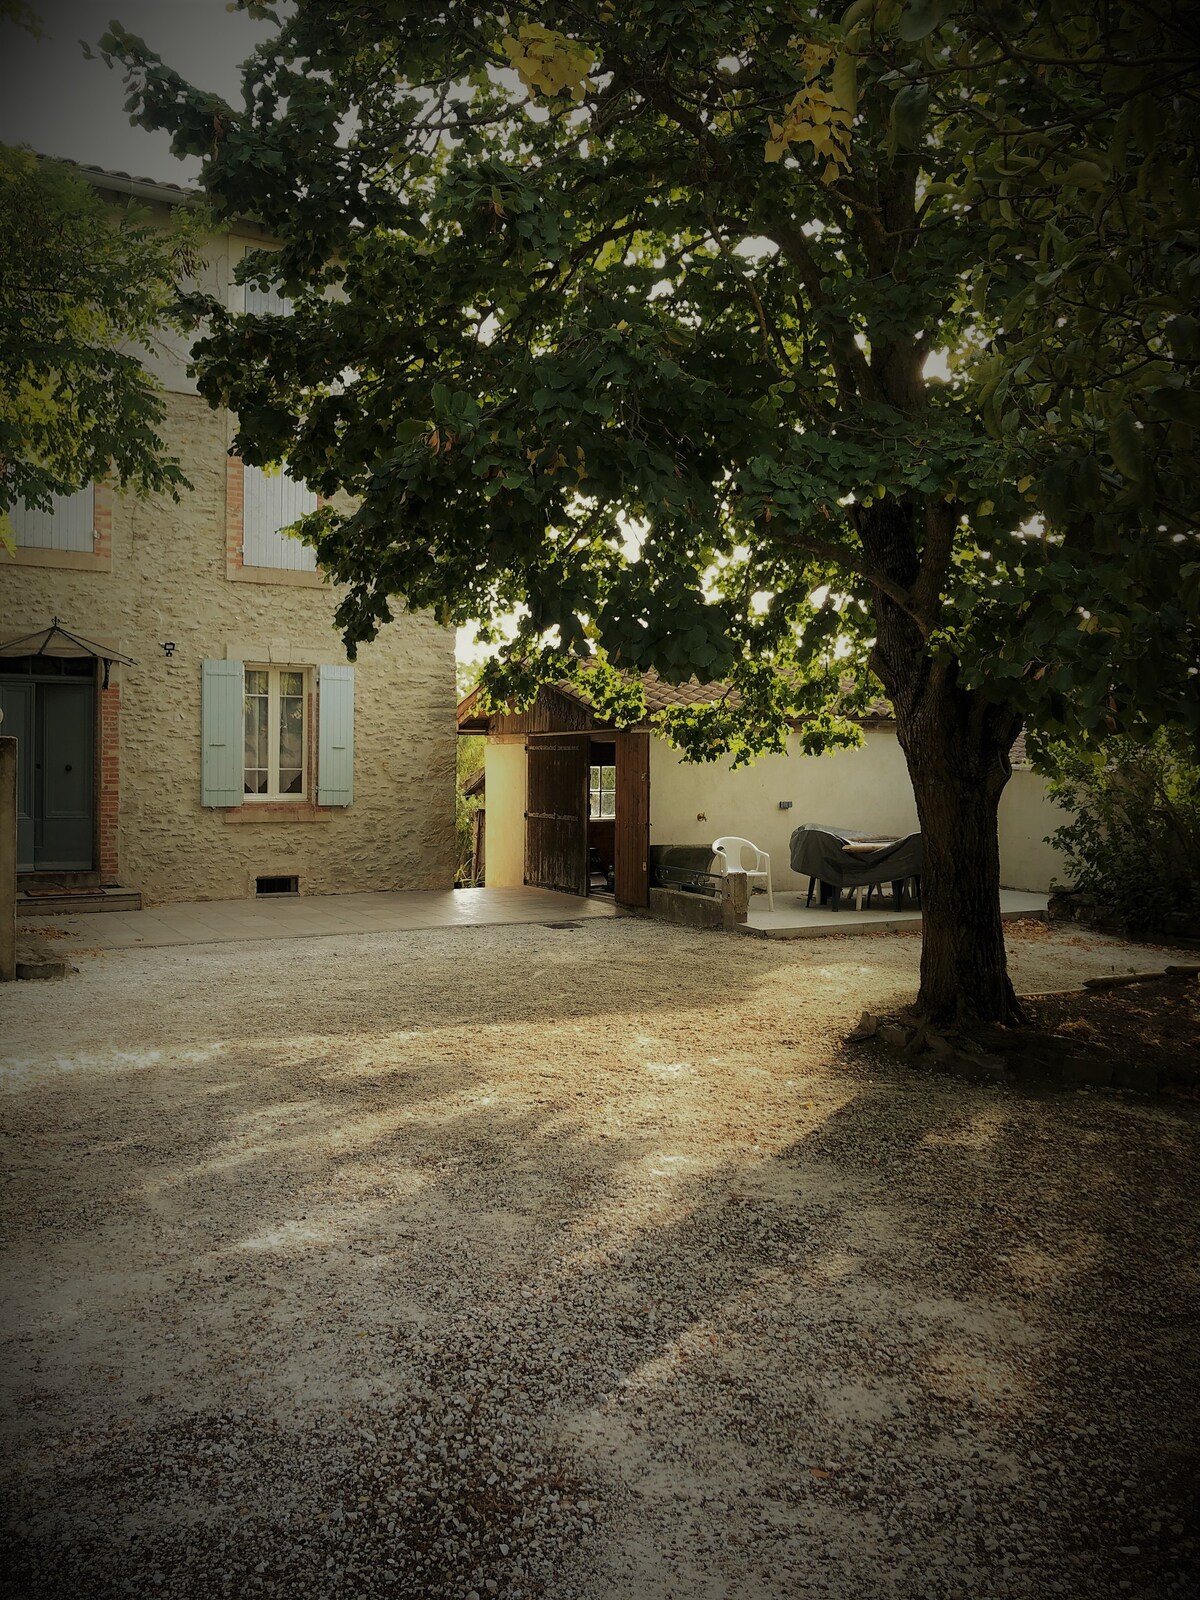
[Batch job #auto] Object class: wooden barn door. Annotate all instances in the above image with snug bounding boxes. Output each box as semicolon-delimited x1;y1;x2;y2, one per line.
525;735;589;895
613;731;650;907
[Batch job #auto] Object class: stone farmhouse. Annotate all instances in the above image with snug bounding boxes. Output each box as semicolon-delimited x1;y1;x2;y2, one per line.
1;164;455;907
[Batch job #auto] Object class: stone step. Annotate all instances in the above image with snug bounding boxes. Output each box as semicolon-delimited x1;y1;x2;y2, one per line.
16;886;142;916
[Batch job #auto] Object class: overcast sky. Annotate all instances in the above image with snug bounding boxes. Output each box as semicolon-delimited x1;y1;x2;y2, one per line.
0;0;275;180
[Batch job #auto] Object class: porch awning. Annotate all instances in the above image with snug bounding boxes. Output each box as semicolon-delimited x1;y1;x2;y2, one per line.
0;617;136;682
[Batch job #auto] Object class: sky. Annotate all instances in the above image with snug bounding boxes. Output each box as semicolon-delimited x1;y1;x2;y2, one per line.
0;0;275;181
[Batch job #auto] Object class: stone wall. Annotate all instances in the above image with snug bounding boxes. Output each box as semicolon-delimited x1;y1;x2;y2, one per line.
1;388;456;904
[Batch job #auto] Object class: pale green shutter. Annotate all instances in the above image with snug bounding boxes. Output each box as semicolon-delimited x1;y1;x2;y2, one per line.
201;659;244;807
318;664;354;805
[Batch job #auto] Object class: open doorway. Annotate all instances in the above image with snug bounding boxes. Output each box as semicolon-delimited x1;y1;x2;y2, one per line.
587;739;616;896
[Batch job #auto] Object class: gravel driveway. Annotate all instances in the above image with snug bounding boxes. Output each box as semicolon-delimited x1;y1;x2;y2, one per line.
2;919;1197;1600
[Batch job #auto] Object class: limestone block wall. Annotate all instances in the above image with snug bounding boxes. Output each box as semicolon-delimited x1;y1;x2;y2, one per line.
1;390;456;904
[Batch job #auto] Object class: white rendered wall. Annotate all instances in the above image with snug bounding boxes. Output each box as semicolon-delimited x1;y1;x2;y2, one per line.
997;769;1071;892
649;728;1070;894
649;727;919;891
484;739;528;888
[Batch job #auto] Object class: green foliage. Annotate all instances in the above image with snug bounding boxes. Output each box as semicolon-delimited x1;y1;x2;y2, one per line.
1046;731;1200;936
0;146;194;530
96;2;1198;764
455;733;485;885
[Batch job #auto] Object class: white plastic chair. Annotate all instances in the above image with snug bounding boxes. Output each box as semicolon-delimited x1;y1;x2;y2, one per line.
712;836;774;912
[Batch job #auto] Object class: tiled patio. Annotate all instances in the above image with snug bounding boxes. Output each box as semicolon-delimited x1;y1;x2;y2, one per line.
742;887;1049;939
17;886;618;952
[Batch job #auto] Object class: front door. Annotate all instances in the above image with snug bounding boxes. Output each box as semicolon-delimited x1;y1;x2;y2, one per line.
0;666;95;871
525;734;589;896
613;730;651;907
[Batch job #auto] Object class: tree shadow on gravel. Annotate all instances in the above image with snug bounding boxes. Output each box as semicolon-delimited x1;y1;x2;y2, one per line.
3;1019;1198;1599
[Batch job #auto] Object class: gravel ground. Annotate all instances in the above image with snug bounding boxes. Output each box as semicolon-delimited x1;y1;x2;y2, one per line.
1;918;1197;1600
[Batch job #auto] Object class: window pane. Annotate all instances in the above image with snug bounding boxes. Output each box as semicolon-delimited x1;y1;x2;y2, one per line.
602;765;616;789
601;792;616;818
279;768;303;795
280;670;304;697
279;691;304;784
245;669;269;695
244;770;268;795
244;688;268;769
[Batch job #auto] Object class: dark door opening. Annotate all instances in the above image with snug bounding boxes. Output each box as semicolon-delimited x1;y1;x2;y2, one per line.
0;658;96;872
587;739;616;896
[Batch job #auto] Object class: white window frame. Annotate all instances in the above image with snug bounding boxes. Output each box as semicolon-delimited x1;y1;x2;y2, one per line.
243;665;310;802
589;763;616;820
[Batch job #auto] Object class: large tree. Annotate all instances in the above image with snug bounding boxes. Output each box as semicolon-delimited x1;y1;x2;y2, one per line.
0;146;194;530
103;1;1199;1024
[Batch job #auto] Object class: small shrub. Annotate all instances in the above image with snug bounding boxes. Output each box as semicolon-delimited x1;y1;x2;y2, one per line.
1045;729;1200;937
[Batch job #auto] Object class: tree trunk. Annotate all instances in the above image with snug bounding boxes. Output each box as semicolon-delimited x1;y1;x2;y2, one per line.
895;679;1027;1027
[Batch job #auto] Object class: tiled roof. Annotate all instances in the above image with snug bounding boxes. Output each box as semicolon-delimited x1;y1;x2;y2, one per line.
40;153;203;207
456;670;895;727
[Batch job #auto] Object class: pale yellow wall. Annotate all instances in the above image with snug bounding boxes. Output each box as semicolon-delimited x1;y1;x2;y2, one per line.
998;769;1071;892
650;729;1067;894
483;736;531;889
483;738;527;888
650;727;920;890
1;388;456;905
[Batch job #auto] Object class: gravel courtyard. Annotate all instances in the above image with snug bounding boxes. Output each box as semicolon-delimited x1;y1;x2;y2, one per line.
2;918;1197;1600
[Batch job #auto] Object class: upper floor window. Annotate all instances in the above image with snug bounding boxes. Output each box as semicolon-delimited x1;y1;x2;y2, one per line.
243;282;291;316
242;464;318;571
8;485;94;552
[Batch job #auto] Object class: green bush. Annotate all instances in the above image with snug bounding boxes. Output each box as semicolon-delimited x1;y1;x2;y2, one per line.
1046;730;1200;937
456;733;485;886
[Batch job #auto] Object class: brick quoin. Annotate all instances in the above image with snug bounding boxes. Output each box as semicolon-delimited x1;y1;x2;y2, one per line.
98;682;120;883
93;482;114;562
226;453;245;569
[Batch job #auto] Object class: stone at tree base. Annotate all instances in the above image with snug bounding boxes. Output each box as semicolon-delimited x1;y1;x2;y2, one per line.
848;1011;879;1042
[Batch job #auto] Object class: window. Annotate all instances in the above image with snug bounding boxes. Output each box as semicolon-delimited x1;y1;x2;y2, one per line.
242;464;318;571
244;282;291;316
244;667;307;800
8;485;94;552
590;763;616;819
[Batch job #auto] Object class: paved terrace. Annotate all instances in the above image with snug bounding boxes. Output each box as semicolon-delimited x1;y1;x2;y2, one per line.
18;886;618;952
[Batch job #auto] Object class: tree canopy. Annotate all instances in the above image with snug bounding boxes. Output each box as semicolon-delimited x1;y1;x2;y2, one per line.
101;0;1200;1021
0;146;194;539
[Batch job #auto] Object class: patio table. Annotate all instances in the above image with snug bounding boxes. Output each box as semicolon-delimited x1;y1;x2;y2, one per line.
788;823;923;912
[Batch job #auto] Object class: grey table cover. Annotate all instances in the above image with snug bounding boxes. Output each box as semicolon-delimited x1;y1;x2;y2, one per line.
789;823;922;888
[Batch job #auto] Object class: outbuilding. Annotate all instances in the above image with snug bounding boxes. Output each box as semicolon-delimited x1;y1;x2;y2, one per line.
457;673;1069;912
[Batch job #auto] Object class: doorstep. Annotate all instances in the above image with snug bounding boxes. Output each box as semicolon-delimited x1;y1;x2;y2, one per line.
16;885;142;916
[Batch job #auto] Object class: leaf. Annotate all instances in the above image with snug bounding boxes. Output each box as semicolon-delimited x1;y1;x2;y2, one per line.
889;83;929;150
1058;160;1107;190
897;0;951;41
1108;412;1144;481
832;48;858;120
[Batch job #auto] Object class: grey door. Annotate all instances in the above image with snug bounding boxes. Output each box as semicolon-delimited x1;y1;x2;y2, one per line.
0;680;35;870
39;681;95;869
0;672;95;871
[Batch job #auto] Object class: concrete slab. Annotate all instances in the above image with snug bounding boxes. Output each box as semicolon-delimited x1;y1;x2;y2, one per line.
18;886;618;953
742;889;1048;939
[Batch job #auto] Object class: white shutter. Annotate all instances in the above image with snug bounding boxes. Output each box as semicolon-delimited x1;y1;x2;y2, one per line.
9;485;94;551
244;283;291;316
201;659;244;807
318;665;354;806
243;464;318;570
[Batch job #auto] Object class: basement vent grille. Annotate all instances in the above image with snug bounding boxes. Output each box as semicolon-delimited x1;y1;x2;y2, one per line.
256;875;299;896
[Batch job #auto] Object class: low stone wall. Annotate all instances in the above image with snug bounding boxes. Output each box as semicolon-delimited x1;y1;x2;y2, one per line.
633;871;749;931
